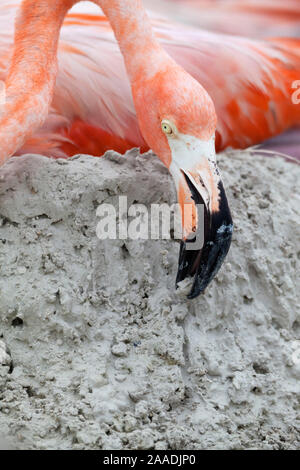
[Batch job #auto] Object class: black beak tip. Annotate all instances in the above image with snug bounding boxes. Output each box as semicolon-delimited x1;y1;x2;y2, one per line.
175;220;233;299
176;171;233;299
189;222;233;299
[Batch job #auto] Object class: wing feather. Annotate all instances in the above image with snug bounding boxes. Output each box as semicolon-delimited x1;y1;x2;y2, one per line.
1;0;300;156
145;0;300;38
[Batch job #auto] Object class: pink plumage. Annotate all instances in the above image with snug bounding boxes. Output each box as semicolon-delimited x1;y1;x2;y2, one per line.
1;0;300;158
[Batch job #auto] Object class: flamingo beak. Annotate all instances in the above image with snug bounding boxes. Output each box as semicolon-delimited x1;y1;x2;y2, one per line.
175;166;233;299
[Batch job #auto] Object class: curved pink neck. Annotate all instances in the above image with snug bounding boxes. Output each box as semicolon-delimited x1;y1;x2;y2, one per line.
0;0;165;162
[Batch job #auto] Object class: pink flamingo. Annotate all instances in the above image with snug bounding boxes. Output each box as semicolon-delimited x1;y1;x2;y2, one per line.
0;0;300;297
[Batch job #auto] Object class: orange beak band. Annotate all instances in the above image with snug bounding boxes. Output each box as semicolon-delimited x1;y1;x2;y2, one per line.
176;170;233;299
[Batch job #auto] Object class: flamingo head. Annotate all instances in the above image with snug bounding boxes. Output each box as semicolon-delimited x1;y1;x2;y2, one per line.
132;64;233;298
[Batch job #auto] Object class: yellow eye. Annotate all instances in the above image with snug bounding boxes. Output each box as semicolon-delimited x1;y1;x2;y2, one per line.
161;120;174;135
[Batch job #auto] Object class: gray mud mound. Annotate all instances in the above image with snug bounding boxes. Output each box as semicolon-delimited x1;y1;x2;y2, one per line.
0;149;299;450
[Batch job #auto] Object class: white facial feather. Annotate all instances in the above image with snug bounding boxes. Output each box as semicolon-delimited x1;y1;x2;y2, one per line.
168;133;220;210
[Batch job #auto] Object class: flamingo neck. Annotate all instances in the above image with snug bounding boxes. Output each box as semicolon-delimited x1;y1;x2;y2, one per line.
98;0;165;83
0;0;166;162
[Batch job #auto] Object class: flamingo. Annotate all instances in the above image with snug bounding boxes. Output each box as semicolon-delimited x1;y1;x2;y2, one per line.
0;0;300;298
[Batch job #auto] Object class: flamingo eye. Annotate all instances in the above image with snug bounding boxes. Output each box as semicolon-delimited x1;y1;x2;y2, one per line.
161;120;174;135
